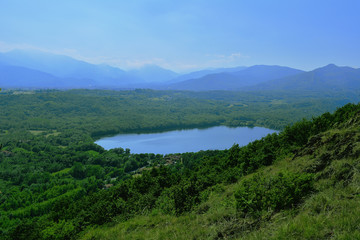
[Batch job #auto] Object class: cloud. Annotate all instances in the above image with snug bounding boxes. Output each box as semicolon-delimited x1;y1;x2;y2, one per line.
124;58;166;69
206;52;249;64
0;41;38;52
121;53;251;72
0;41;81;58
229;52;246;59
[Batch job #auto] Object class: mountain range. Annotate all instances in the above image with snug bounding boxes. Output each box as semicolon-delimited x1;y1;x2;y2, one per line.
0;49;360;91
250;64;360;91
0;50;179;88
166;65;305;90
168;66;247;84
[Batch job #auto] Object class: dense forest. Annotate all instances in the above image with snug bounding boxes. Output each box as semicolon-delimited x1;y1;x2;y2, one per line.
0;89;359;239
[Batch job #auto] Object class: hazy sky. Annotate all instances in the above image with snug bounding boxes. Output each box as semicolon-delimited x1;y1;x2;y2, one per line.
0;0;359;72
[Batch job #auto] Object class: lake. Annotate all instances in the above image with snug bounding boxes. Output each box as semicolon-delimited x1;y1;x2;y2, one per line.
95;126;278;154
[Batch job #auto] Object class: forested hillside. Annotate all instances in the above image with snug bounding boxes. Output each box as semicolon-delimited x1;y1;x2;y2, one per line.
0;89;359;239
81;103;360;239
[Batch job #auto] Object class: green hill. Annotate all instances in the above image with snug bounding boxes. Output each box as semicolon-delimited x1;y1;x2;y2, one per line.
78;104;360;240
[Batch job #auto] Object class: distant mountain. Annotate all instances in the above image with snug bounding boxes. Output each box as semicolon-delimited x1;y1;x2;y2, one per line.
0;50;186;88
0;64;63;88
168;65;304;91
0;63;102;89
2;50;359;92
128;65;179;83
168;66;247;84
253;64;360;91
0;50;139;87
168;73;240;91
231;65;304;84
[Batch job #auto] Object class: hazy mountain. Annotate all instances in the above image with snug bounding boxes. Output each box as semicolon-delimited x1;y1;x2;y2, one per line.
128;65;179;83
166;73;238;91
168;66;247;84
0;64;64;88
168;65;304;91
0;49;138;86
253;64;360;91
0;50;185;88
2;50;359;91
0;62;103;89
231;65;304;84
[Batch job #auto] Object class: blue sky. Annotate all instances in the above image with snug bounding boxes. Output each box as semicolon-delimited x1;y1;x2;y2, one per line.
0;0;359;72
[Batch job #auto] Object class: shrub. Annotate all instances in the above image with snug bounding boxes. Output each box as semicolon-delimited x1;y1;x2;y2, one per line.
235;171;313;217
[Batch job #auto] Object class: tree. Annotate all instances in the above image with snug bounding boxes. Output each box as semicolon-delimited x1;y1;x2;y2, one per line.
70;162;86;179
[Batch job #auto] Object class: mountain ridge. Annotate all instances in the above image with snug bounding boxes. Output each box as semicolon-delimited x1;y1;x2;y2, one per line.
168;66;247;84
0;50;179;87
1;49;360;92
167;65;304;91
250;63;360;91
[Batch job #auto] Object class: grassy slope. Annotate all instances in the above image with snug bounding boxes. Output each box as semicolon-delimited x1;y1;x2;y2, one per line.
81;110;360;239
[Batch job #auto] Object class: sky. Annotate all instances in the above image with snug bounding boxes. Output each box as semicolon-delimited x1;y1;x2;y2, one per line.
0;0;359;72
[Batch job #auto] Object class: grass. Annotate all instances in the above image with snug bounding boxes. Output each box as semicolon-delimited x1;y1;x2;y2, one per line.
29;130;45;135
51;167;71;176
29;130;61;137
81;183;360;239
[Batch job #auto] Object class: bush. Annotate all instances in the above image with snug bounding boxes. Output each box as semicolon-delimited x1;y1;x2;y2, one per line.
235;171;313;217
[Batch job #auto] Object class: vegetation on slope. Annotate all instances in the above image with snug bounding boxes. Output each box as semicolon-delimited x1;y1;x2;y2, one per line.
81;103;360;240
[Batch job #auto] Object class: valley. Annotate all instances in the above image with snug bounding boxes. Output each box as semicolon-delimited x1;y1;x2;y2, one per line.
1;89;360;239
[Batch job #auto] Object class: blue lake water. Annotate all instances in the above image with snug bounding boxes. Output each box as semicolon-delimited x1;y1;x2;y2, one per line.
95;126;278;154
